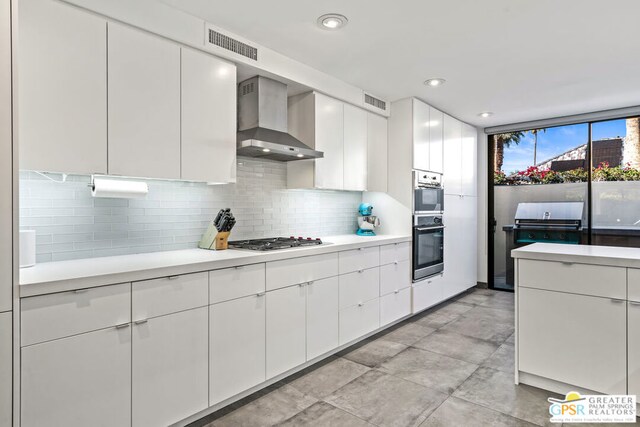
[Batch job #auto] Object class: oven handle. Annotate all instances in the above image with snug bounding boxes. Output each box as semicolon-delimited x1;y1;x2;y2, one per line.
415;226;445;231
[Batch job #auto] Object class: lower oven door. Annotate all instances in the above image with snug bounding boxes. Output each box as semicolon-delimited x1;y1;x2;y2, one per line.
413;225;444;281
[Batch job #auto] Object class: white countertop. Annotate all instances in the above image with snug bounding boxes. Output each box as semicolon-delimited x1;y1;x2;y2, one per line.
512;242;640;268
20;234;411;297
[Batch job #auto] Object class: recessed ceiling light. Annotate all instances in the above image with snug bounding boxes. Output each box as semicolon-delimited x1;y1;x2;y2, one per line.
317;14;348;30
478;112;494;118
262;148;271;153
296;153;304;158
424;78;446;87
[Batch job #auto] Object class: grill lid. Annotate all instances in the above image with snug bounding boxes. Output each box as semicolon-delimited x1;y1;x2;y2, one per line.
514;202;584;222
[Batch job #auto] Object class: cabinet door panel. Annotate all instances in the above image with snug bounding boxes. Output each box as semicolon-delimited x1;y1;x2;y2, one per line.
0;312;10;427
339;246;380;274
132;272;208;321
442;195;476;297
314;94;344;189
629;302;640;397
380;287;411;326
306;277;339;360
519;288;626;394
210;294;266;405
367;113;388;192
266;285;306;378
19;0;107;174
343;104;368;191
443;114;462;195
380;260;411;296
181;48;236;183
108;23;180;179
339;298;379;345
132;308;208;427
266;253;338;291
22;327;131;427
339;268;380;309
461;123;477;196
429;107;444;174
413;99;430;172
210;263;266;304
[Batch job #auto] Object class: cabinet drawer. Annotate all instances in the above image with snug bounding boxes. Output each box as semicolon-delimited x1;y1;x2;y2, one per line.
519;287;626;394
339;246;380;274
210;263;266;304
629;268;640;302
517;259;626;299
133;272;208;321
339;298;379;345
379;242;411;265
380;288;411;326
339;267;379;309
266;253;338;291
412;275;443;314
380;260;411;296
21;282;130;346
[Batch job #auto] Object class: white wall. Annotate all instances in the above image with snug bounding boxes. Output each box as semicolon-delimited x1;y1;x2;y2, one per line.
476;128;488;284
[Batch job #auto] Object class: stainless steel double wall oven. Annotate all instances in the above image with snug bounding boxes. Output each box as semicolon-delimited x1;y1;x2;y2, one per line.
412;170;444;281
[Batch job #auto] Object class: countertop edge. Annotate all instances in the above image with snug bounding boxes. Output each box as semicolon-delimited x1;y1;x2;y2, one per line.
511;243;640;269
20;235;411;297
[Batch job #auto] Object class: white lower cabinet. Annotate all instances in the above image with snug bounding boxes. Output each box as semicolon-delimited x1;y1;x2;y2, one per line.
339;267;380;309
412;275;443;314
629;301;640;398
339;298;380;345
518;287;626;394
380;288;411;326
21;326;132;427
132;307;208;427
210;293;266;405
266;285;307;378
380;260;411;296
306;277;339;360
0;312;11;427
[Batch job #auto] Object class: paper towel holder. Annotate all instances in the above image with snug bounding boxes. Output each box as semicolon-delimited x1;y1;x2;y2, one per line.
89;175;149;199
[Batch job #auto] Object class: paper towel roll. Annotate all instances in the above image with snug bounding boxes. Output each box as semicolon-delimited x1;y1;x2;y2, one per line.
20;230;36;268
91;178;148;199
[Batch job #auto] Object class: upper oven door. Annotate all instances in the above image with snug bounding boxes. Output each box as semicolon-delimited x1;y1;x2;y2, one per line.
413;187;444;213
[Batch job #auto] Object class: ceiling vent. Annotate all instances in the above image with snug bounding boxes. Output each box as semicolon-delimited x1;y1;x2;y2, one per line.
207;28;258;61
364;93;387;112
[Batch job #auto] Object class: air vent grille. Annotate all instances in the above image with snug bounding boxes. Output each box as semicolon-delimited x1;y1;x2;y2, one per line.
364;94;387;111
208;29;258;61
240;81;255;96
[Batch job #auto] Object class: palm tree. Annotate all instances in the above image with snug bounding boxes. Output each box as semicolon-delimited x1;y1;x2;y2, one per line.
493;132;525;172
624;117;640;169
529;128;546;165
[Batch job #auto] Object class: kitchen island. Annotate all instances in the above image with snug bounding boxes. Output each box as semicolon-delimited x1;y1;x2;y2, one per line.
512;243;640;401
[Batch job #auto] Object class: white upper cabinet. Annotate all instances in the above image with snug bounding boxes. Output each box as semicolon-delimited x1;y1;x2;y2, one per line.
108;23;181;179
314;93;344;189
412;99;430;172
19;0;107;175
181;48;237;183
288;92;378;191
367;112;388;192
429;107;444;174
461;123;478;196
343;104;368;191
443;113;463;196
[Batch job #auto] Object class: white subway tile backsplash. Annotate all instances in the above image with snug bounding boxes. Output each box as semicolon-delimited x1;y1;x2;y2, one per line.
20;157;362;262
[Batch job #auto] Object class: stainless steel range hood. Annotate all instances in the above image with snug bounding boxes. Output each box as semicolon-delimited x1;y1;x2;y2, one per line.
237;76;323;162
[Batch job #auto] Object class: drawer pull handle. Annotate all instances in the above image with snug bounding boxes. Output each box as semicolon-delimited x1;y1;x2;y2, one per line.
234;266;244;270
299;283;306;287
358;302;364;307
358;269;364;273
394;289;400;294
427;280;432;284
610;299;624;304
256;292;266;297
629;301;640;306
134;319;148;325
560;262;573;266
358;248;364;251
308;281;314;285
168;275;180;280
73;289;88;294
394;261;399;265
115;323;130;329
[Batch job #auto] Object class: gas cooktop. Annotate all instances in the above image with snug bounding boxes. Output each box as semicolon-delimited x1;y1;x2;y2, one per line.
228;237;324;251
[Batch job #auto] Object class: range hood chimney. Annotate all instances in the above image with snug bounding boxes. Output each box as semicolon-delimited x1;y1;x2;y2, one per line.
237;76;324;161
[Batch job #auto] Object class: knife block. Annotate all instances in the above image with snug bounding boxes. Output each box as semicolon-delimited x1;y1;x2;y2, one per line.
214;231;230;250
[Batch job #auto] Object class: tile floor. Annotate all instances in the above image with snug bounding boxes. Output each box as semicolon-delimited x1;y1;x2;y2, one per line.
189;288;625;427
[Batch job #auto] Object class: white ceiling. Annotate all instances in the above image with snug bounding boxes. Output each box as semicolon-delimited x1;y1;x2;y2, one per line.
160;0;640;127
